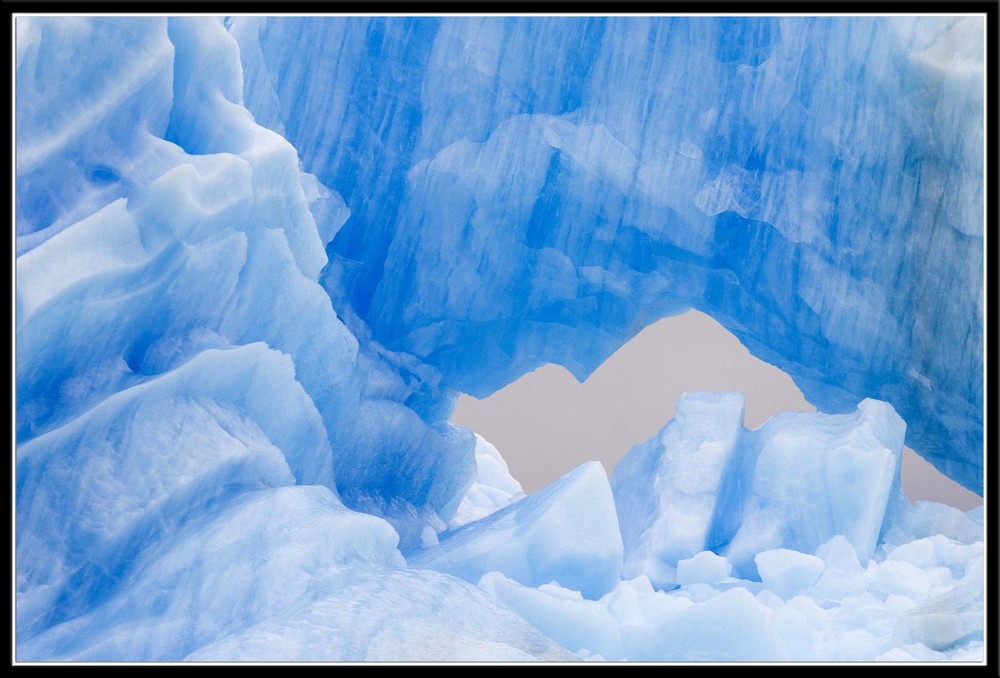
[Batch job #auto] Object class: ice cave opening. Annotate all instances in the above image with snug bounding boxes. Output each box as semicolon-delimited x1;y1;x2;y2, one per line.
450;310;983;511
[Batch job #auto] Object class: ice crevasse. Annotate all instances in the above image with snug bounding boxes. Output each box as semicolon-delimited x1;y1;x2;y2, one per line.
14;16;985;661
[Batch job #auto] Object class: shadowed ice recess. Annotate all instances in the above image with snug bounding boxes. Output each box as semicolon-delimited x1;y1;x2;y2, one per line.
15;16;984;661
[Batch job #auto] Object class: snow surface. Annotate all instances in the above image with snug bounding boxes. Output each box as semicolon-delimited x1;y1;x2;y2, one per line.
15;15;984;663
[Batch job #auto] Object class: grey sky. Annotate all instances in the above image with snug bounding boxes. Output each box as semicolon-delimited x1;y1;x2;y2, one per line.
451;310;982;511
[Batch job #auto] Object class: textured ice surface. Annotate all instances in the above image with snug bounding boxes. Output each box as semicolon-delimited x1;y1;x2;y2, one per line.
724;399;906;577
612;393;906;584
236;15;984;494
15;16;478;549
472;499;984;662
612;391;744;588
448;433;525;529
15;14;984;663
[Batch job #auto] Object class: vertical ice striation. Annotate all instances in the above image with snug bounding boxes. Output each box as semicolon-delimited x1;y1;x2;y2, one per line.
237;16;983;493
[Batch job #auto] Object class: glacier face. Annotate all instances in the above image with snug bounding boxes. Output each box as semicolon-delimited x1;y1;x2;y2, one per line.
14;14;984;663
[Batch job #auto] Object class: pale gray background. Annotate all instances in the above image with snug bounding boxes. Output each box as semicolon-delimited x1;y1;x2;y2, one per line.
452;310;982;510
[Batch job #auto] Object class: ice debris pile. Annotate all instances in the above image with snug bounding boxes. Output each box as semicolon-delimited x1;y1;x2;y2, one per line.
15;16;984;662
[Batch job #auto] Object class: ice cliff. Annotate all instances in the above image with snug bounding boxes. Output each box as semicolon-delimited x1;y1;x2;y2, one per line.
14;15;984;662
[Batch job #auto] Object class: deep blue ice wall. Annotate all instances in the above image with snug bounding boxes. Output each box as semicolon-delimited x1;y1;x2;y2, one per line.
241;16;983;492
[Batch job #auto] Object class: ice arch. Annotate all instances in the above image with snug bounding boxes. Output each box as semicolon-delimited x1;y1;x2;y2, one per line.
233;15;984;494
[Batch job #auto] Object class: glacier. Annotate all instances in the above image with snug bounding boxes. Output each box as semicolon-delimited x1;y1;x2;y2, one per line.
14;14;985;663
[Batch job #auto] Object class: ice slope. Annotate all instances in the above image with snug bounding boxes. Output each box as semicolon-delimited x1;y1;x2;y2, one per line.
18;479;573;662
14;14;985;663
411;461;623;600
236;15;984;493
14;16;482;660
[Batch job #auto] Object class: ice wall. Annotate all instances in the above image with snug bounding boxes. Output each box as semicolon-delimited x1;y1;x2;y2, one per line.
238;16;984;493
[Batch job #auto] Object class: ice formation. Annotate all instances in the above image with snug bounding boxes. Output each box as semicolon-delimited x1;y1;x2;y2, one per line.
14;15;984;663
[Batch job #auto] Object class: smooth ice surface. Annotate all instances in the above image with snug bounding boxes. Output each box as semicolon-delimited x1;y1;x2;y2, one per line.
181;567;576;662
755;549;826;600
410;461;623;600
15;14;984;663
481;573;624;660
675;551;733;586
